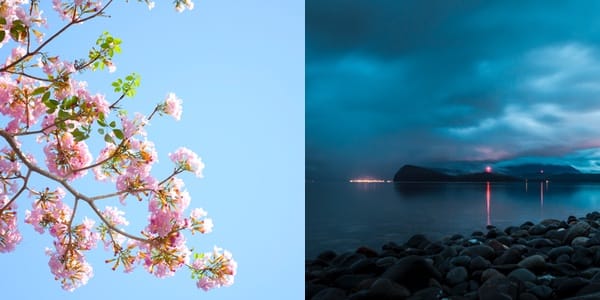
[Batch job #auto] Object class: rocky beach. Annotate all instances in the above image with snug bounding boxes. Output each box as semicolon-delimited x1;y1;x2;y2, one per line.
306;212;600;299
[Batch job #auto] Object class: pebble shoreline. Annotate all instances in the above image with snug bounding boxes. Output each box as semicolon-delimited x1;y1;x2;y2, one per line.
306;212;600;300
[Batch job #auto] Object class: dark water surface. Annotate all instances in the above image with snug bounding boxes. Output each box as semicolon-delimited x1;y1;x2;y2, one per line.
306;181;600;258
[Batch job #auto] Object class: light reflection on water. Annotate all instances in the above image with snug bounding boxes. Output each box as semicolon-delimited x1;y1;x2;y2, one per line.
306;181;600;258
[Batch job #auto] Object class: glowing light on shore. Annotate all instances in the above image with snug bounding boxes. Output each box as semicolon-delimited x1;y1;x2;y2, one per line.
349;179;391;183
485;166;492;173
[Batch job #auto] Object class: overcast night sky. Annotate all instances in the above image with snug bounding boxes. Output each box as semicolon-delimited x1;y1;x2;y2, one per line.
306;0;600;180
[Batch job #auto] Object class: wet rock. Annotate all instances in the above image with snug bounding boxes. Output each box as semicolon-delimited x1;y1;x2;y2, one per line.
556;277;589;297
548;246;574;260
481;268;505;282
462;245;495;260
408;287;443;300
519;292;539;300
306;282;328;299
312;287;347;300
576;282;600;297
545;229;567;241
572;237;591;247
356;246;379;258
572;247;594;268
478;277;518;300
548;263;578;276
564;222;591;244
585;234;600;247
518;255;546;271
332;252;365;268
368;277;411;299
334;274;373;290
469;256;491;271
508;268;537;283
529;284;553;299
540;219;562;227
317;250;337;262
450;255;471;267
381;255;441;292
557;254;571;264
486;239;509;252
528;224;549;235
494;248;522;265
375;256;397;268
405;234;430;249
350;259;378;274
446;266;469;286
528;238;555;248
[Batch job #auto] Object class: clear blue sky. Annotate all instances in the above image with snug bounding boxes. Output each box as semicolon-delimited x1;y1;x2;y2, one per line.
0;1;304;299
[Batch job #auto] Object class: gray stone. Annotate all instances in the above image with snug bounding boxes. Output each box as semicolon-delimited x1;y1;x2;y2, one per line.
369;277;411;299
312;288;347;300
381;255;441;292
446;266;469;286
518;254;546;270
494;248;522;265
572;247;594;268
481;268;505;282
527;238;555;248
572;237;591;247
540;219;562;227
469;256;491;271
332;252;365;268
375;256;397;268
519;292;538;300
545;228;568;241
334;274;373;290
350;259;377;274
479;277;518;300
557;277;589;297
450;255;471;267
409;287;443;300
564;221;591;244
529;224;549;235
529;285;553;299
508;268;537;283
462;245;496;260
548;246;574;260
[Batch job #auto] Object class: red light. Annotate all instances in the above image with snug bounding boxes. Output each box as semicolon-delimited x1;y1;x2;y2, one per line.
485;166;492;173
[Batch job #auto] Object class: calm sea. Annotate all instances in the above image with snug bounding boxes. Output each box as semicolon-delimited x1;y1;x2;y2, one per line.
306;181;600;258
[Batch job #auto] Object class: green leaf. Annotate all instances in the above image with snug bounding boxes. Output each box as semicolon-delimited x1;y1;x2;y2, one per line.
113;129;124;140
109;121;116;128
32;86;46;96
97;128;105;135
41;91;51;104
104;133;114;144
0;17;7;26
61;96;78;109
0;31;5;43
58;110;70;120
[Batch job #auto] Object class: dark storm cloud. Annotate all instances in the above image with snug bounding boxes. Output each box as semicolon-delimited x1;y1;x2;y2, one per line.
307;0;600;180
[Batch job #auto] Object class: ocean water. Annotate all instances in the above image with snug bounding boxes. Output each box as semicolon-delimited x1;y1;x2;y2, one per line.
306;181;600;258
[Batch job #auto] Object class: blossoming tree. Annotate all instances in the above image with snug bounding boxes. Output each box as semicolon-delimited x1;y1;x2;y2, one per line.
0;0;236;292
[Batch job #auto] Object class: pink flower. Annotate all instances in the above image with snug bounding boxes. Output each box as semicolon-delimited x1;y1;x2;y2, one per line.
169;147;205;178
161;93;182;121
44;133;92;180
191;246;237;291
116;168;158;204
0;195;21;253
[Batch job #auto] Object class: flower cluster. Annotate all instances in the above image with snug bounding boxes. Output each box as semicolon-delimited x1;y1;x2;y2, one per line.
159;93;183;121
25;188;99;291
0;0;233;293
0;195;21;253
169;147;205;178
43;132;93;180
191;247;237;291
